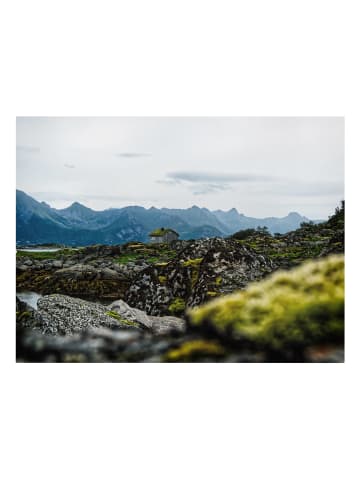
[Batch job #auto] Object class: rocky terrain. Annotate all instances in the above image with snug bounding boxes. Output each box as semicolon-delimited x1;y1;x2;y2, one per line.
16;202;345;362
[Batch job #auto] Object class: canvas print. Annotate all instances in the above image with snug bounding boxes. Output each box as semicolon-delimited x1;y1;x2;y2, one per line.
16;117;344;362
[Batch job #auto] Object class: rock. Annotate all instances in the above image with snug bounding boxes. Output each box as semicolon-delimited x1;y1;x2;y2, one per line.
125;238;275;316
34;295;123;335
109;299;186;335
100;267;122;280
52;260;63;268
25;293;185;337
16;296;37;329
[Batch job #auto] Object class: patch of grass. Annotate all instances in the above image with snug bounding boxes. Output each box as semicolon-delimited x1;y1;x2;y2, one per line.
116;253;142;264
116;245;177;265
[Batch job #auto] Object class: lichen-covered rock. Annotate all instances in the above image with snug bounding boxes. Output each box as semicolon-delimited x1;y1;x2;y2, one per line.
108;299;186;335
188;255;344;353
126;238;275;316
24;294;185;337
34;295;125;335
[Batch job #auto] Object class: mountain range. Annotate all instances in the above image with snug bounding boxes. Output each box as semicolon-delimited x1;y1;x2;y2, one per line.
16;190;320;246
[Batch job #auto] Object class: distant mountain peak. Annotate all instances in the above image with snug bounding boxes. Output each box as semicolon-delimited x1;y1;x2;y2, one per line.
63;201;93;212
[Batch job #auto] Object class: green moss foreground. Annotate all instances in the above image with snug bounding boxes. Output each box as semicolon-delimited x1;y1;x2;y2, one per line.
188;255;344;351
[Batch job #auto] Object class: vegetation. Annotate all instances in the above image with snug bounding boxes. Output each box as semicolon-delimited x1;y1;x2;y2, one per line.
116;243;177;265
105;311;140;327
181;257;203;267
189;255;344;351
16;248;79;260
230;202;345;267
164;339;225;362
168;297;186;314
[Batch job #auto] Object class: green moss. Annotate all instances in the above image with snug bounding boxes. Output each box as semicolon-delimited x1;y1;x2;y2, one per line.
168;297;186;314
191;269;199;288
189;255;344;350
164;339;225;362
106;311;139;327
182;257;203;267
206;291;219;297
215;276;222;286
158;275;167;284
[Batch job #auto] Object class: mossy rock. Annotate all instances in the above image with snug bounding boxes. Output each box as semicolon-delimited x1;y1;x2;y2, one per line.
188;255;344;351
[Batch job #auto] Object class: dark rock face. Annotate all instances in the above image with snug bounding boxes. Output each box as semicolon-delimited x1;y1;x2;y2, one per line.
16;251;131;301
16;296;37;329
126;238;275;316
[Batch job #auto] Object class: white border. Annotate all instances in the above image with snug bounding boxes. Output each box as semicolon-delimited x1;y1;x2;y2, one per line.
1;1;358;482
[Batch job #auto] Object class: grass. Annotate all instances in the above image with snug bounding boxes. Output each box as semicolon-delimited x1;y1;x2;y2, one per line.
16;248;79;260
116;244;177;265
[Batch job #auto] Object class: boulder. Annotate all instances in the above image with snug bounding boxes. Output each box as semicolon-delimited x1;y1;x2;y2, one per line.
109;299;186;335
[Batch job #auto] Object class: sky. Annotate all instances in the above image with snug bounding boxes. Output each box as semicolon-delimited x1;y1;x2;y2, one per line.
16;117;344;218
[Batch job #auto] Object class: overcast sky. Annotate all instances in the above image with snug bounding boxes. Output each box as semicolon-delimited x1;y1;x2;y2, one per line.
16;117;344;218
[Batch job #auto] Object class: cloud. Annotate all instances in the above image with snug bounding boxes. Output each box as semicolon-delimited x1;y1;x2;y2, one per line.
155;179;181;186
115;152;151;158
158;171;274;195
167;171;273;183
258;181;344;198
16;145;40;153
192;183;232;195
64;163;75;169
